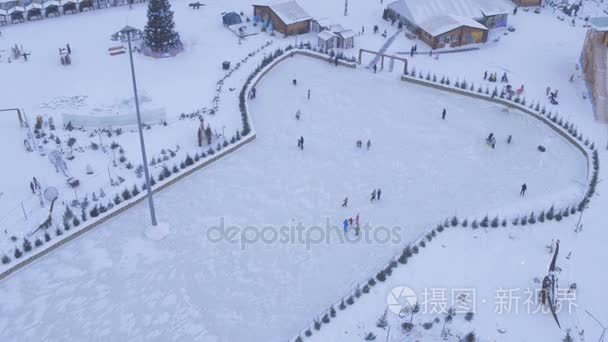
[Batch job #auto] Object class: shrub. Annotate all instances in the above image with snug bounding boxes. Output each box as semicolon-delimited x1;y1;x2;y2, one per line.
451;216;459;227
464;331;476;342
491;216;499;228
35;238;43;247
304;329;312;337
14;248;22;259
185;154;194;166
471;220;478;229
122;188;132;201
313;319;321;330
132;185;140;197
330;306;336;317
412;245;419;254
1;255;10;264
368;278;376;287
547;206;555;220
376;270;387;282
339;299;346;310
461;219;468;227
346;296;354;305
73;217;80;227
45;232;51;242
56;227;63;236
464;311;474;321
422;322;433;330
322;314;330;324
23;238;32;252
90;205;99;218
362;284;371;293
480;216;489;228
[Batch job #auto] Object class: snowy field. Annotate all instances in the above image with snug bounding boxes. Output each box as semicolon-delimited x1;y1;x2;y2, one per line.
0;57;588;341
0;0;390;261
0;0;606;341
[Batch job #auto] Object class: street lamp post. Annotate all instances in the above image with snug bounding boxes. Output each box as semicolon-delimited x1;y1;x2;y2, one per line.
121;25;158;227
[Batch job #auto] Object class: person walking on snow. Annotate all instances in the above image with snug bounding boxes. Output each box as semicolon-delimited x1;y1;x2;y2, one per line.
377;188;382;200
349;217;354;226
442;108;447;120
343;219;349;233
366;140;372;150
295;109;301;120
307;89;311;100
355;213;360;226
29;181;35;194
371;189;377;202
342;197;348;207
520;183;527;196
300;136;304;149
484;70;488;80
373;64;377;73
546;86;551;96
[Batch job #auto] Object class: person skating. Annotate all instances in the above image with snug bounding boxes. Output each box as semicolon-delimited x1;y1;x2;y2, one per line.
299;136;304;149
370;189;377;202
29;181;35;194
349;217;354;226
342;197;348;207
442;108;447;120
520;183;527;196
343;219;349;233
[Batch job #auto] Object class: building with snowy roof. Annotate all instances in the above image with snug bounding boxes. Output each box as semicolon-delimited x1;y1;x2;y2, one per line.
581;17;608;124
385;0;512;49
512;0;542;7
252;0;312;36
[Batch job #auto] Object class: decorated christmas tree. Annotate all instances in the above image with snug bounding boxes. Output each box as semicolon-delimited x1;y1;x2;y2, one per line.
143;0;182;55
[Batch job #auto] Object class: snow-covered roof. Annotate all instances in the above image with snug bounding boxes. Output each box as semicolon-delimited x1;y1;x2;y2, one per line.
589;17;608;32
317;30;337;41
418;14;487;36
336;29;356;39
387;0;511;25
314;17;331;28
257;1;312;25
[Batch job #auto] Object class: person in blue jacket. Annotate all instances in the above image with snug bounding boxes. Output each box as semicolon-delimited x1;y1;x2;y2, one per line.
343;219;349;233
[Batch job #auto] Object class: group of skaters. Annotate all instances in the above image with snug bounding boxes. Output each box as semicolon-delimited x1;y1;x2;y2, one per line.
356;139;372;150
483;70;509;83
342;213;361;235
485;133;512;149
341;188;383;208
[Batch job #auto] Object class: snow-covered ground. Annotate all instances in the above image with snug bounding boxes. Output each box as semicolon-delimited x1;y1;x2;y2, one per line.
0;0;607;341
0;56;589;341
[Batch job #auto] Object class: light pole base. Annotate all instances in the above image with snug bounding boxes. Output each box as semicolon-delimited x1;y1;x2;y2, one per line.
144;221;170;241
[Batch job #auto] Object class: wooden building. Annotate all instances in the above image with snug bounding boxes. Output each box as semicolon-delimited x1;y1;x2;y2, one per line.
418;15;488;49
581;17;608;123
512;0;542;7
253;1;312;36
385;0;510;49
